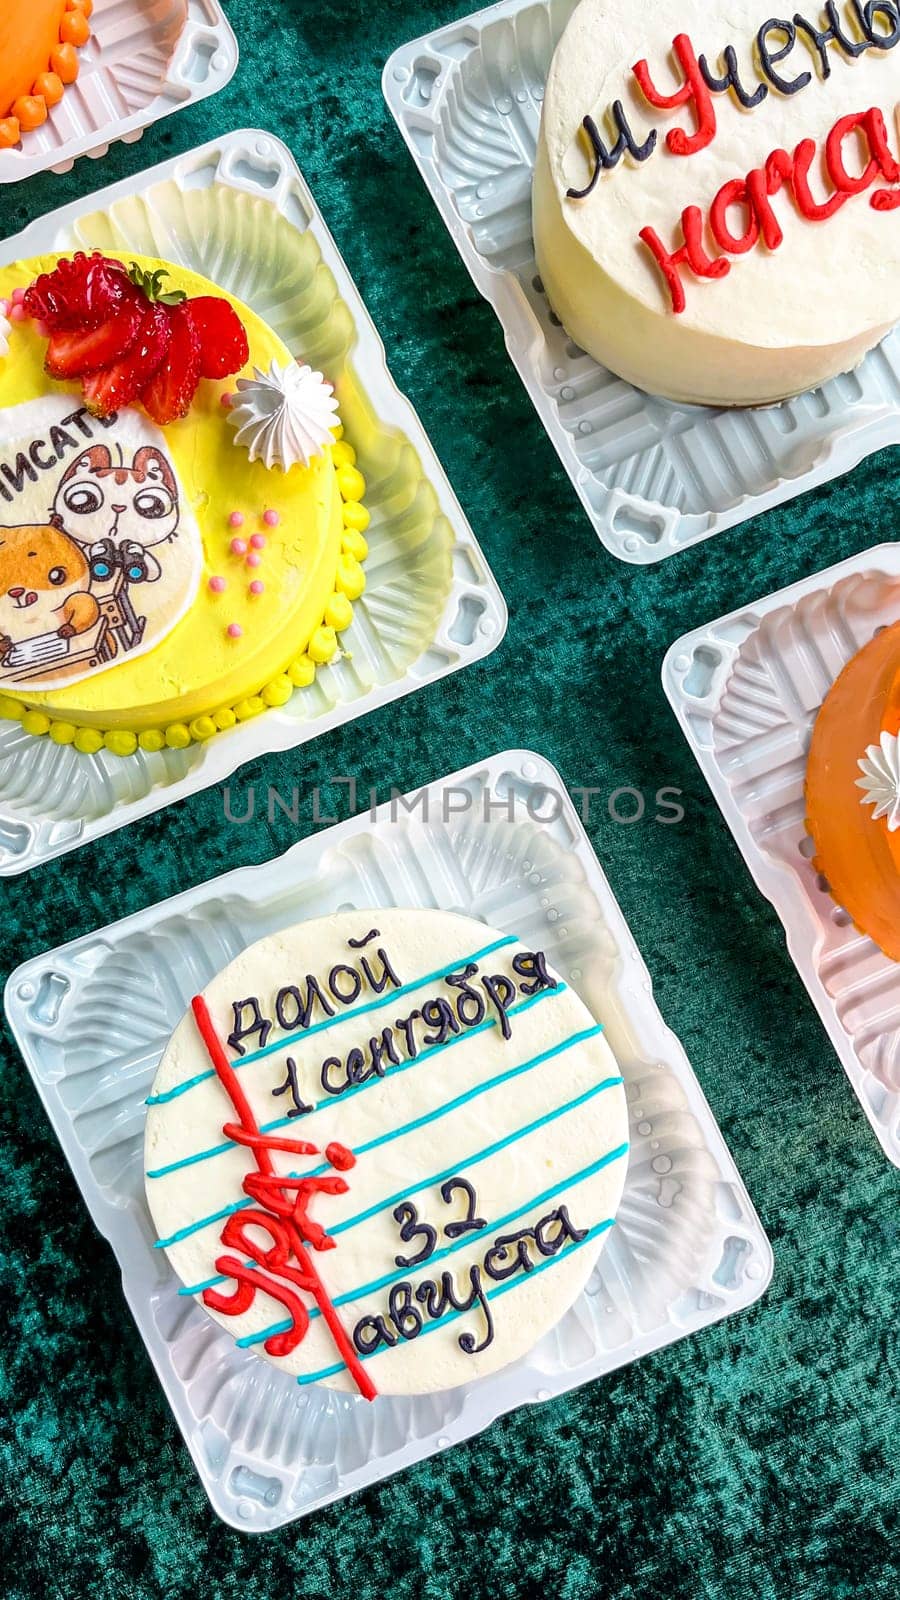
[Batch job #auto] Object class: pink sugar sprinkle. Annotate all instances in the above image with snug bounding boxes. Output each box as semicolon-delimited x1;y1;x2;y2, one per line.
228;511;245;529
250;532;267;549
9;305;26;324
227;623;243;639
230;537;248;556
208;575;227;594
246;552;261;569
249;580;265;596
221;392;234;408
262;509;280;528
10;287;25;306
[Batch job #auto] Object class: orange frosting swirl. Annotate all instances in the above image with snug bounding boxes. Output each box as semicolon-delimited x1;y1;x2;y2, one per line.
0;0;90;149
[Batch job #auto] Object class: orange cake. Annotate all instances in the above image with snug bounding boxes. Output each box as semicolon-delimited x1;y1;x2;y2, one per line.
806;623;900;962
0;0;92;150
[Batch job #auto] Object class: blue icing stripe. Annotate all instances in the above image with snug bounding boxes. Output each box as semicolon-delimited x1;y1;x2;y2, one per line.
329;1074;622;1240
302;1032;611;1183
235;1141;628;1349
147;984;566;1182
156;1025;615;1253
157;1170;298;1251
179;1265;254;1297
157;1196;253;1249
293;1217;618;1387
145;934;518;1106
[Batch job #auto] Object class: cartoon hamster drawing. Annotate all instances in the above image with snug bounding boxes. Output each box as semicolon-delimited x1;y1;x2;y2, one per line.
51;444;180;584
0;524;100;663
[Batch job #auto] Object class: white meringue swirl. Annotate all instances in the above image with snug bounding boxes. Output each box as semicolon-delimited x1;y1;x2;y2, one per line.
0;308;11;362
857;730;900;832
227;359;340;472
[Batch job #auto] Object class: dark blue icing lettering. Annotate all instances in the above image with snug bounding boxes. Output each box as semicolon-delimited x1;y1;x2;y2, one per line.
271;1055;312;1116
566;105;658;201
757;19;813;93
700;44;769;106
227;997;272;1057
328;963;363;1004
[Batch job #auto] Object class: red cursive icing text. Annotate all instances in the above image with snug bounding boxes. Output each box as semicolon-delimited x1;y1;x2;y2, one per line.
190;994;377;1399
632;34;718;157
640;104;900;313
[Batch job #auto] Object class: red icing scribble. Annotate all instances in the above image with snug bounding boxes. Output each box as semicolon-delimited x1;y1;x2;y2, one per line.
640;105;900;313
709;179;760;255
190;994;377;1400
632;35;716;157
639;209;729;315
827;108;900;195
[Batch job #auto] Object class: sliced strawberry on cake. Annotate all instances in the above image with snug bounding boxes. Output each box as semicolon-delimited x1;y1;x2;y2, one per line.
25;251;135;329
188;296;250;379
23;251;250;425
43;290;146;379
82;303;172;418
141;301;202;425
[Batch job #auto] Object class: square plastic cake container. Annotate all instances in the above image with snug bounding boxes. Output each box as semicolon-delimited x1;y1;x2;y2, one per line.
383;0;900;565
0;0;239;185
5;749;772;1530
0;128;507;876
663;544;900;1167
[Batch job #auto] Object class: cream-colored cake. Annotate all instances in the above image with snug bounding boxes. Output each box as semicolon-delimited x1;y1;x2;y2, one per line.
534;0;900;406
144;910;630;1397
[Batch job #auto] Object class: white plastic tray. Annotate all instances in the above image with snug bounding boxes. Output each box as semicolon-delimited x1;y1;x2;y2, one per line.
0;0;238;185
383;0;900;565
5;749;772;1530
663;544;900;1166
0;129;506;875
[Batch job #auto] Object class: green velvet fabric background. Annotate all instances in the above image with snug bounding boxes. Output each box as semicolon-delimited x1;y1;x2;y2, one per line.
1;1;898;1594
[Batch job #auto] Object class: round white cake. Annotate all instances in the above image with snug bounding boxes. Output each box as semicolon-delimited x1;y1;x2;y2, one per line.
144;910;630;1397
534;0;900;406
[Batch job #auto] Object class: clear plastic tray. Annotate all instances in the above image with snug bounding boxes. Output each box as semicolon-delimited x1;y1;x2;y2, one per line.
5;749;772;1530
663;544;900;1166
0;0;238;185
383;0;900;565
0;129;506;875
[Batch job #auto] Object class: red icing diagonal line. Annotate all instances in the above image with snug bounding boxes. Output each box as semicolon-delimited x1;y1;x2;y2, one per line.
223;1120;320;1158
189;994;377;1401
192;994;263;1146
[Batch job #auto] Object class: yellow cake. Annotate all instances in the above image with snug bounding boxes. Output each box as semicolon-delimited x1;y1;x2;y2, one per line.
0;252;369;757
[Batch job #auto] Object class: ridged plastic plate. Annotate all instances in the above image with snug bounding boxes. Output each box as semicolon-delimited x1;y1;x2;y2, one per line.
383;0;900;564
0;0;238;185
0;129;507;874
663;544;900;1166
5;750;771;1530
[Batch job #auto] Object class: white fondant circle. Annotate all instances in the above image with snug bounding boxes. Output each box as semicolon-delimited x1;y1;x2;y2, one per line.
0;396;201;691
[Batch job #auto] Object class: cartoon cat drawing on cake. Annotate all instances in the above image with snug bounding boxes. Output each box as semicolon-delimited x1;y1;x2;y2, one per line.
0;524;100;668
51;444;180;584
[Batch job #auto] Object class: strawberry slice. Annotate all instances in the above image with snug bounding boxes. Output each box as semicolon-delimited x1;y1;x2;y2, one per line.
82;304;172;419
44;291;146;379
188;296;250;379
25;252;134;330
141;303;202;425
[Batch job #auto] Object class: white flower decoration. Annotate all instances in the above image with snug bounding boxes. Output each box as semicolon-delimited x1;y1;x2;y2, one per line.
227;359;340;472
857;730;900;832
0;307;11;362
